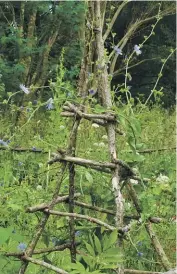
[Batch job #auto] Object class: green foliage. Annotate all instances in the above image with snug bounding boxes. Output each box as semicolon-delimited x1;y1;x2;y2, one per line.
0;1;176;273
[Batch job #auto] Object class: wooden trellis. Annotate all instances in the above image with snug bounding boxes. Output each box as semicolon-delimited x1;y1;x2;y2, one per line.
5;100;174;274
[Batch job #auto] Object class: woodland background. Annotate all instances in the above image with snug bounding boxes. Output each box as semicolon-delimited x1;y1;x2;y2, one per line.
0;1;176;274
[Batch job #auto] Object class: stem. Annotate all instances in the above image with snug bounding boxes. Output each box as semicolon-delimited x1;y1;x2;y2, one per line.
143;48;176;108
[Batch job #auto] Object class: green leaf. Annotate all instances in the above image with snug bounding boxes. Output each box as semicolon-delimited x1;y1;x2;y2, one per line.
85;171;93;184
0;227;12;244
108;230;118;246
85;242;95;256
130;117;141;137
70;262;86;272
94;234;102;254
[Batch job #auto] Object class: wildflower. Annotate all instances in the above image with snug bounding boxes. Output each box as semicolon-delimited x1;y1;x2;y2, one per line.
92;123;99;128
93;143;99;147
17;243;27;251
98;142;105;147
156;174;169;184
12;229;16;234
137;241;143;246
75;231;81;237
32;147;37;151
137;252;143;257
134;45;142;56
114;46;123;56
0;139;8;147
18;162;23;166
0;182;4;186
129;179;138;185
7;140;11;144
36;185;42;191
89;89;96;95
102;135;108;140
20;106;24;110
46;98;54;110
59;125;65;130
19;84;30;94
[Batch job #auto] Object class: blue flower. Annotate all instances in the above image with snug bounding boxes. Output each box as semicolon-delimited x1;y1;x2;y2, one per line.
137;241;143;246
89;89;95;95
114;46;123;56
12;229;16;234
26;108;31;112
134;45;142;56
7;140;11;144
19;84;30;94
0;139;8;147
75;231;81;237
32;147;37;151
46;98;54;110
0;182;4;186
18;162;23;166
17;243;27;251
137;252;143;257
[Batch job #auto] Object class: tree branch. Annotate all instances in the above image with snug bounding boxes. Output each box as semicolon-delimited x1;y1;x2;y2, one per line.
44;209;116;231
21;256;68;274
103;1;130;42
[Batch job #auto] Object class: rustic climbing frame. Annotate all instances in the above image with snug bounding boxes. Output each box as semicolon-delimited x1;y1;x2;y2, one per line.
5;101;173;274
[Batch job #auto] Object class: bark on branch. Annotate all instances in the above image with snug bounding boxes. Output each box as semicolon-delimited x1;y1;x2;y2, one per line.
26;193;81;213
21;256;68;274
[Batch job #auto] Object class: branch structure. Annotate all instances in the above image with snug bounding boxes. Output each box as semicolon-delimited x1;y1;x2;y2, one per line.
5;242;78;256
67;102;116;121
26;193;81;213
44;209;116;231
67;114;81;262
21;256;68;274
19;119;82;273
48;153;117;169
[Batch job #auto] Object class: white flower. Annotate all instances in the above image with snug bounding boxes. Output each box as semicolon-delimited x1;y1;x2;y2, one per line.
36;185;42;191
19;84;30;94
59;125;65;130
130;179;138;185
134;45;142;56
102;135;108;140
98;142;105;147
93;143;99;146
92;123;99;128
156;174;169;184
38;163;43;168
